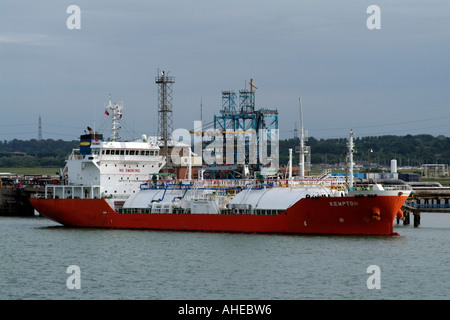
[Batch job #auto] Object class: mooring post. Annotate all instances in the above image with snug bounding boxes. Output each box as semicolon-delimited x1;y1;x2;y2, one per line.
403;211;410;225
413;212;421;227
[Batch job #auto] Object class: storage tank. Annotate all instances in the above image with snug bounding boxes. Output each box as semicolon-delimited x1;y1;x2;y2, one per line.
390;159;397;173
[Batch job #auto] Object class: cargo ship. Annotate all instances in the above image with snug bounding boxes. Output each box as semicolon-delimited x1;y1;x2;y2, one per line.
31;126;410;235
31;177;409;235
30;80;410;235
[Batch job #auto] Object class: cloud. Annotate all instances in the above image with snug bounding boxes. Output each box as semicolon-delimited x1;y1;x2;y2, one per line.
0;33;51;46
1;1;450;141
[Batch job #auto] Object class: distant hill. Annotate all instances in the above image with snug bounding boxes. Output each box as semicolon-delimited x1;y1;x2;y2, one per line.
0;139;78;168
280;134;450;168
1;134;449;168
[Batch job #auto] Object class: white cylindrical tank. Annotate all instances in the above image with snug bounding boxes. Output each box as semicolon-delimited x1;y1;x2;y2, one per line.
390;159;397;173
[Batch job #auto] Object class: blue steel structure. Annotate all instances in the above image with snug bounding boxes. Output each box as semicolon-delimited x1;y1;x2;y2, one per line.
211;80;278;176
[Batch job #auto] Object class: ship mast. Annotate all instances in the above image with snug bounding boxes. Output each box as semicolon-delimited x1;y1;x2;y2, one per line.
288;148;293;182
348;129;355;189
299;98;305;179
106;95;123;141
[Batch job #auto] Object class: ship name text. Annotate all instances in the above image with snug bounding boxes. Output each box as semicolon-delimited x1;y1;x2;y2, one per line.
329;201;359;207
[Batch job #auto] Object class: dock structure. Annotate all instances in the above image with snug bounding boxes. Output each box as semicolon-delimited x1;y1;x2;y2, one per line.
0;174;57;216
401;184;450;227
421;164;449;177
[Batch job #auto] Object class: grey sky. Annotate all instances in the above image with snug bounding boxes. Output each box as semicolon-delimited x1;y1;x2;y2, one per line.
1;0;449;142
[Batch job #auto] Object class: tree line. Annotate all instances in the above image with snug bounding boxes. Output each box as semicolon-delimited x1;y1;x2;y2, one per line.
280;134;450;168
0;139;78;168
1;134;450;168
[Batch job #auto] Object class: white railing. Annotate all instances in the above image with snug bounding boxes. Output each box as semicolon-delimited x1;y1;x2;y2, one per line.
141;176;348;192
44;184;102;199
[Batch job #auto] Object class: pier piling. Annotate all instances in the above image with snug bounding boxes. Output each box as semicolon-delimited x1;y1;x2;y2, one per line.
403;211;410;225
413;212;421;227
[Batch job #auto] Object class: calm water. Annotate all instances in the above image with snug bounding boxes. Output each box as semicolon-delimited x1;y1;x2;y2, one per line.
1;213;450;300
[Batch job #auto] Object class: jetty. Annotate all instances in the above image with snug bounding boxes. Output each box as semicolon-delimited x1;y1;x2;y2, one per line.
0;173;57;216
399;182;450;227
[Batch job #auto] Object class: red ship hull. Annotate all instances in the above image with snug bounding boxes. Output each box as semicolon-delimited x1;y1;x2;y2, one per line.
31;194;408;235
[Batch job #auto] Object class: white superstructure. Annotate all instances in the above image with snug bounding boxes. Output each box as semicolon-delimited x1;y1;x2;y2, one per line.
47;96;169;205
61;135;166;200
